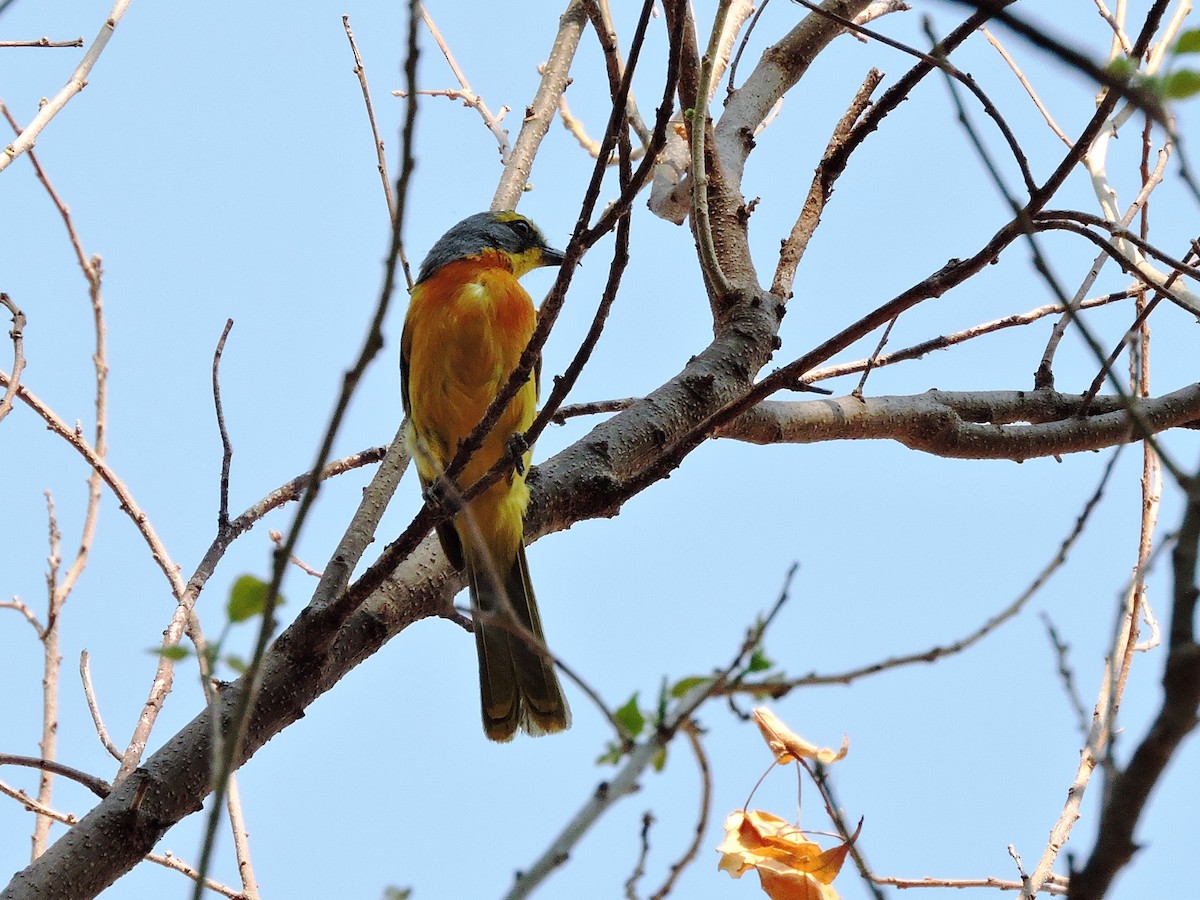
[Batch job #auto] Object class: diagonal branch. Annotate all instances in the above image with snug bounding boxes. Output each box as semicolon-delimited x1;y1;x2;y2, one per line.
0;0;133;174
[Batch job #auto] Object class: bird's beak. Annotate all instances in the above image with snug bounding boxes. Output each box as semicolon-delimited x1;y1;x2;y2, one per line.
540;245;567;268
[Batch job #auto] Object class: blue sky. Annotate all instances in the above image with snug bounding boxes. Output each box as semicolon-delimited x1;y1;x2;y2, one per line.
2;2;1198;898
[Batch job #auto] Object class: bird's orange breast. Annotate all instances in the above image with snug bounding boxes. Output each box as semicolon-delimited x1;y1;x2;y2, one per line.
402;256;538;493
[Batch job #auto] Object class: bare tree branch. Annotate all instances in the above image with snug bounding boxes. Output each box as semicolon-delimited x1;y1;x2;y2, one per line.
0;0;133;173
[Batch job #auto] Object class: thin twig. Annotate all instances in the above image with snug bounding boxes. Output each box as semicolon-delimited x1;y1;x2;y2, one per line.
804;292;1130;384
980;26;1071;146
493;0;588;209
690;1;735;302
79;651;122;760
408;3;510;161
225;773;260;900
1039;614;1091;738
851;316;895;399
0;597;44;638
0;755;110;799
32;494;64;859
874;874;1068;894
772;68;883;298
505;564;799;900
734;451;1123;696
803;760;883;900
212;319;234;531
0;38;84;48
1068;466;1200;896
0;293;25;424
623;812;654;900
269;530;324;578
343;16;398;231
190;4;422;896
147;852;245;899
550;397;638;424
1093;0;1133;55
648;720;711;900
0;779;77;825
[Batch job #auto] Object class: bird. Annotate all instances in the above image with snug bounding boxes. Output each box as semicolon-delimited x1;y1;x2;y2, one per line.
400;210;572;741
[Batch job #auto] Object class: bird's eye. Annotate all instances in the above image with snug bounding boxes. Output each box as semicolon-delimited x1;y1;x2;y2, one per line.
509;218;534;241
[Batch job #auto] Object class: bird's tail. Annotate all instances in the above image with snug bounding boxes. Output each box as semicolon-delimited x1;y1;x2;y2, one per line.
468;543;571;741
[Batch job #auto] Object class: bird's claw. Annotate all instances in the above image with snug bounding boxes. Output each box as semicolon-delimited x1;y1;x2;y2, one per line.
507;433;529;476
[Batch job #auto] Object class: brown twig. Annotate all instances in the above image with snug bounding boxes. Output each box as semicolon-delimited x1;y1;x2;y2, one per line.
1066;471;1200;897
802;759;881;900
343;16;397;228
407;3;511;161
851;316;895;400
806;0;1039;196
582;0;653;148
342;0;676;619
0;779;77;825
147;852;245;899
874;874;1069;894
212;319;234;530
648;720;711;899
772;68;883;298
1039;614;1091;738
1035;146;1174;390
0;597;43;638
0;755;110;800
623;812;654;900
981;26;1071;146
190;4;423;895
733;451;1122;697
505;563;798;900
269;530;323;578
804;292;1131;384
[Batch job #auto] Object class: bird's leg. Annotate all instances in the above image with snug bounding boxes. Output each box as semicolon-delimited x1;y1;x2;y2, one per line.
422;474;462;516
506;432;529;476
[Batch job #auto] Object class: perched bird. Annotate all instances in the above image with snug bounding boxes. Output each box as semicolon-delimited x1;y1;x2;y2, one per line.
401;210;571;741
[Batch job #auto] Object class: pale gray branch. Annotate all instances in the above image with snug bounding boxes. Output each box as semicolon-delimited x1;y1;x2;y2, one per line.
717;388;1200;460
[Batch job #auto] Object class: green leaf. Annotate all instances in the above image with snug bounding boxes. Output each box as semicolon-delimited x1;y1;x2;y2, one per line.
747;648;773;673
224;654;248;675
227;574;279;623
596;743;623;766
1106;57;1137;80
652;746;668;772
1174;30;1200;55
615;693;645;738
382;888;412;900
670;675;711;698
152;644;190;661
1164;69;1200;99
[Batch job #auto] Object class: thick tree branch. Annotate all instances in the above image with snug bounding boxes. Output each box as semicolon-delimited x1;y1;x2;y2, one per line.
716;387;1200;460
